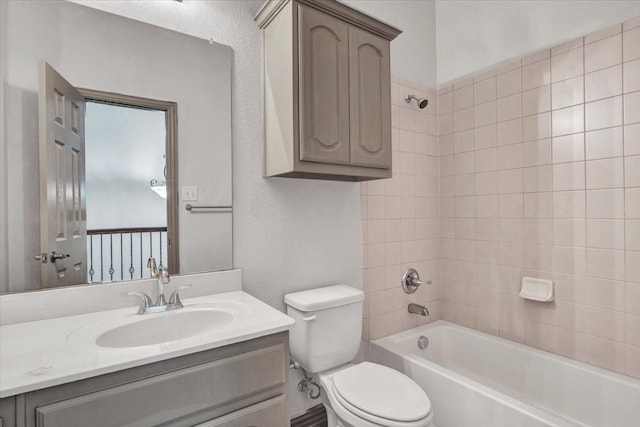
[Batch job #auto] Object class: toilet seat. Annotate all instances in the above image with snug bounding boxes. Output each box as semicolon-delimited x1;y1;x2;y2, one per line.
319;362;432;427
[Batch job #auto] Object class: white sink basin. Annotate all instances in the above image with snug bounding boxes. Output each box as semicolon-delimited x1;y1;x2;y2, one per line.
67;301;250;349
96;309;234;348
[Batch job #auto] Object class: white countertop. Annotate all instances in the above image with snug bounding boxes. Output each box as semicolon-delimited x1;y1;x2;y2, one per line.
0;291;294;398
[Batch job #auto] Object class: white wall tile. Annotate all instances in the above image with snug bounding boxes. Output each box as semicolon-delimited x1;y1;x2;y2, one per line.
497;93;523;122
585;96;623;131
585;34;622;73
524;192;553;218
524;166;553;193
553;133;585;163
626;188;640;218
474;101;497;127
454;85;474;111
586;248;626;281
626;220;640;250
474;77;497;105
586;219;625;249
523;139;552;167
523;112;552;142
585;277;626;311
522;58;551;90
586;189;625;219
497;119;523;146
552;105;584;136
553;162;586;191
554;190;586;219
626;124;640;156
498;169;523;194
585;158;624;189
497;144;523;170
625;155;640;187
624;91;640;124
585;65;622;103
497;68;522;98
551;76;584;110
475;148;498;172
522;85;551;116
624;26;640;62
475;124;497;150
551;47;584;83
554;219;586;247
586;127;624;160
624;59;640;94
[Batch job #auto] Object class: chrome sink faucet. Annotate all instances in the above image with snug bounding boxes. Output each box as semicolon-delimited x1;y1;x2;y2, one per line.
156;267;170;306
128;267;191;315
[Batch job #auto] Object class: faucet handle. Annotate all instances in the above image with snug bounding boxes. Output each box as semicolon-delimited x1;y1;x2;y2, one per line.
401;268;432;294
128;291;153;314
168;285;191;308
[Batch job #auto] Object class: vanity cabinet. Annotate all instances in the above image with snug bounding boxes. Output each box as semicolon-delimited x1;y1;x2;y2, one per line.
256;0;401;181
0;396;16;427
0;332;289;427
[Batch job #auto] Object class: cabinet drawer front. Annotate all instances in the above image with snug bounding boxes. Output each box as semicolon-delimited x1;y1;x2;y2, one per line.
348;26;391;169
298;4;351;165
194;395;287;427
35;343;286;427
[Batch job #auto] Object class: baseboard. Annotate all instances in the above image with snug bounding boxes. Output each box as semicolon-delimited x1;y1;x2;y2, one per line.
290;403;328;427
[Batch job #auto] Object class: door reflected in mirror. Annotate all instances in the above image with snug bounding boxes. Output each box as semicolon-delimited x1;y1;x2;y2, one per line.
38;64;179;288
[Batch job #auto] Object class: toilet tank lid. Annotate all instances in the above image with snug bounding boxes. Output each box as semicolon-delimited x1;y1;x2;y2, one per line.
284;285;364;312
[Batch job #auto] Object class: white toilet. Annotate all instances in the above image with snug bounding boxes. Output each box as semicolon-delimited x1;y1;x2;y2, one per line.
285;285;434;427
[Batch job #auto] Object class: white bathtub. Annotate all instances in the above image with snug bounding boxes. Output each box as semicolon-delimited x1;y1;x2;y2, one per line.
371;321;640;427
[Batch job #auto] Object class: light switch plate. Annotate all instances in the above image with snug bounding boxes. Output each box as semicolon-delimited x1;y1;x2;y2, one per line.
182;186;198;201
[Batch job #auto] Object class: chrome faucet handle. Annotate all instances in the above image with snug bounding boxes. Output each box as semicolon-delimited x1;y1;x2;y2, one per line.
401;268;432;294
128;291;153;314
168;285;192;309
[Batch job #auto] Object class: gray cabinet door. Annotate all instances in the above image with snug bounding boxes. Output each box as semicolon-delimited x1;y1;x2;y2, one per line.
194;395;286;427
298;4;350;165
348;25;392;169
0;396;16;427
33;344;286;427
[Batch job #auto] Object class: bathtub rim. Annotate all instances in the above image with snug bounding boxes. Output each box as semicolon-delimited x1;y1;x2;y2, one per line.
372;320;640;389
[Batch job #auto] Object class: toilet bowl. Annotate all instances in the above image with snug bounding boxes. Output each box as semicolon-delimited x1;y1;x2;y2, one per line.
316;362;433;427
284;285;435;427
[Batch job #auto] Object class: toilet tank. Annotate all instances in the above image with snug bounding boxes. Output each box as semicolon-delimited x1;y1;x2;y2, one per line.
284;285;364;373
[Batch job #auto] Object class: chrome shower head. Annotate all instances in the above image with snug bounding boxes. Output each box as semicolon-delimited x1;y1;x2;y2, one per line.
405;94;429;109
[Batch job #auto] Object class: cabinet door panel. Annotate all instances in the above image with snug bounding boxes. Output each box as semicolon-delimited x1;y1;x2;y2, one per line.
34;344;286;427
298;5;350;165
349;26;391;169
194;395;287;427
0;396;16;427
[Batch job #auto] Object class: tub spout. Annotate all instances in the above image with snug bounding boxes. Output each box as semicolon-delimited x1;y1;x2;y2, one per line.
408;303;429;316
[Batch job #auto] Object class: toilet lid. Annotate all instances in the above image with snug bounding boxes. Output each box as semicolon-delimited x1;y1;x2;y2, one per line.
332;362;431;423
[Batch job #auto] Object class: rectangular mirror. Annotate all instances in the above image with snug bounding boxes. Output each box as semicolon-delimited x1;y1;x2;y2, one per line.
0;0;233;294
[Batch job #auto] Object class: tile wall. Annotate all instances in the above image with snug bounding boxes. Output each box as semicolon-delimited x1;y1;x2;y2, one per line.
438;17;640;378
361;75;441;341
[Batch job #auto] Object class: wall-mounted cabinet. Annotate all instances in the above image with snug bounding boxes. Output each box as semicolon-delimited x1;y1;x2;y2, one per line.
256;0;401;181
